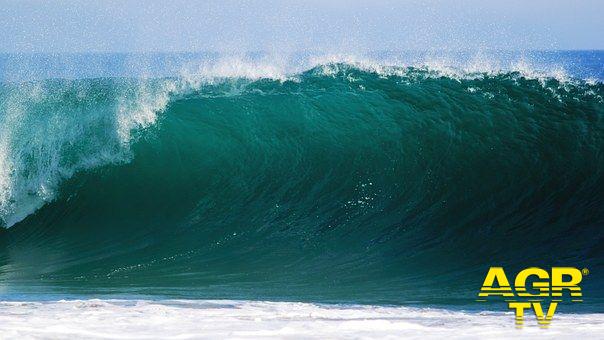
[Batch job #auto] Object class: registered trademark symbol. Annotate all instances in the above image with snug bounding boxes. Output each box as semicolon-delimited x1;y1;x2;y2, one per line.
582;268;590;275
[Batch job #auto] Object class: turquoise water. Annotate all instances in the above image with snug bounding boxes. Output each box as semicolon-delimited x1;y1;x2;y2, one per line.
0;53;603;310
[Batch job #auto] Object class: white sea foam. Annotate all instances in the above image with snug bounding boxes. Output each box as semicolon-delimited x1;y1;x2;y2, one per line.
0;299;602;339
116;79;179;143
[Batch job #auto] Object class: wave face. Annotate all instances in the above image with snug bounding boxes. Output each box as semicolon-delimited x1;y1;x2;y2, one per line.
1;62;603;306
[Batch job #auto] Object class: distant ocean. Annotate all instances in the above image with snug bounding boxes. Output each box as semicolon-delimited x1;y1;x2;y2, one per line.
0;51;603;338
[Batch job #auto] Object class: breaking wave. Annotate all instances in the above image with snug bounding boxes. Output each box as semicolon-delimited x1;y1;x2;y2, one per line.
0;58;603;306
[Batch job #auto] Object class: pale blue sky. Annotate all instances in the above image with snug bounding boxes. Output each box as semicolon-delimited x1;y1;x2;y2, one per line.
1;0;603;53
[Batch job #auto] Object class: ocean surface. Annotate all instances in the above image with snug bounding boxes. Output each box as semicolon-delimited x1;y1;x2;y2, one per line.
0;51;603;337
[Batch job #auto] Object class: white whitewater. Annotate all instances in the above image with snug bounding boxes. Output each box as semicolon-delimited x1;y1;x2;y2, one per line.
0;299;602;339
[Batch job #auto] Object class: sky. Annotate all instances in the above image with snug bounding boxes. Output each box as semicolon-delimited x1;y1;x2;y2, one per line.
0;0;603;53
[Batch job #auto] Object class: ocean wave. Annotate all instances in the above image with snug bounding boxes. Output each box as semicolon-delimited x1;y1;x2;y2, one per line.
0;60;603;303
1;60;601;228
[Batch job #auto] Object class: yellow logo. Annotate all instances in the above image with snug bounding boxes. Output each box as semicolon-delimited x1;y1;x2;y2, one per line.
477;267;586;328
